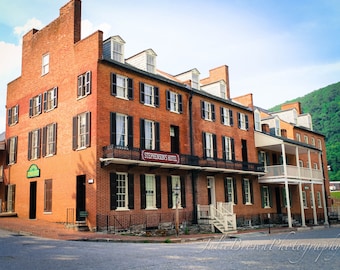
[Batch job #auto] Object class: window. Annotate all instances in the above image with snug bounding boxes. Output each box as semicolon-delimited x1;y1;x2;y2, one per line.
299;160;304;167
111;73;133;99
139;174;162;209
237;112;249;130
110;173;134;210
28;129;41;160
43;87;58;112
302;191;307;208
242;178;253;204
201;101;215;121
317;139;322;150
296;133;301;142
0;165;3;182
77;71;91;98
222;136;234;161
225;177;237;204
254;109;261;131
275;118;281;136
29;94;42;117
7;105;19;126
110;112;133;148
166;90;183;113
220;107;233;126
311;137;315;146
44;179;52;212
220;82;226;99
42;123;57;157
170;176;182;208
304;135;309;144
8;136;18;165
140;83;159;106
112;41;124;62
72;112;91;150
317;192;322;208
147;54;156;73
192;72;199;89
203;132;216;159
140;119;160;150
261;186;271;208
42;53;49;75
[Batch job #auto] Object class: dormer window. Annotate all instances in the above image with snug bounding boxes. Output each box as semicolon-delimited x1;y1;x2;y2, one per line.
192;72;199;89
113;42;124;62
147;54;156;73
103;36;125;63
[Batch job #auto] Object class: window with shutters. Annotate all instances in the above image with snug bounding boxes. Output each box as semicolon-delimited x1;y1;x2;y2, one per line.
110;112;133;149
201;101;215;121
28;129;41;160
42;123;57;157
72;112;91;150
110;173;134;210
44;179;52;212
166;90;182;113
8;136;18;165
302;191;307;208
77;71;91;98
171;176;182;209
29;94;42;117
42;53;49;76
140;119;159;150
226;177;235;204
203;132;216;159
237;112;249;130
261;186;271;208
7;105;19;126
111;73;133;99
220;107;233;126
242;178;252;204
145;174;156;209
140;83;159;107
44;87;58;112
222;136;234;161
116;173;128;209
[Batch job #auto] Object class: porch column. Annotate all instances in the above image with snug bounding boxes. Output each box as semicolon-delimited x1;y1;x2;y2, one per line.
298;182;306;226
319;153;329;225
308;149;312;178
311;183;318;225
285;179;292;228
281;143;287;175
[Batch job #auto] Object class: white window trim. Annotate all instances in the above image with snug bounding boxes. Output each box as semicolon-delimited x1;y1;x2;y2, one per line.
145;174;157;209
171;175;182;209
116;172;129;210
263;186;271;208
244;178;252;205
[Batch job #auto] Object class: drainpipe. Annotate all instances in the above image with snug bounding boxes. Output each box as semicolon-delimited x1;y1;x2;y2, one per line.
189;91;198;223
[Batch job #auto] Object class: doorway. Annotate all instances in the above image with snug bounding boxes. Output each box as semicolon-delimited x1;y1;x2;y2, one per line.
275;187;282;214
29;181;37;219
241;139;248;169
207;176;216;206
170;125;179;153
76;175;86;221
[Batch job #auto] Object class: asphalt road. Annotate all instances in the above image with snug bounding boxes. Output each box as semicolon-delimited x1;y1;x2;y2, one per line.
1;227;340;269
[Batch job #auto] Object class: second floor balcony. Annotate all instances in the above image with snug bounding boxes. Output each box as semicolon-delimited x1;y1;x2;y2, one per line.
100;145;264;175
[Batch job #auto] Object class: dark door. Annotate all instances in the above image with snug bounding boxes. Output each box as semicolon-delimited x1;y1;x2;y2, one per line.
29;181;37;219
170;125;179;153
241;139;248;169
76;175;86;221
275;187;282;214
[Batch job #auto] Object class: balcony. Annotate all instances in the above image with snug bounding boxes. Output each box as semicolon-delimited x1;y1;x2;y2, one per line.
259;165;323;183
101;145;264;174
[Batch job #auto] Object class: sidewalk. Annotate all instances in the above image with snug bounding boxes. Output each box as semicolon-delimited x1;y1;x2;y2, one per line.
0;215;304;243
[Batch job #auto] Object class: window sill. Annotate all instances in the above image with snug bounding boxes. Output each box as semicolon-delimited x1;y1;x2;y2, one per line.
245;203;253;205
43;212;52;215
115;208;130;212
145;207;158;210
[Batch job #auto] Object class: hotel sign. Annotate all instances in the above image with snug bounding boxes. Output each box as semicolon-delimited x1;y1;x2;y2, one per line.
27;164;40;178
141;150;180;164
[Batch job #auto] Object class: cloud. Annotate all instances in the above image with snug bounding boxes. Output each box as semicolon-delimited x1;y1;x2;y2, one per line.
13;17;44;44
81;19;111;39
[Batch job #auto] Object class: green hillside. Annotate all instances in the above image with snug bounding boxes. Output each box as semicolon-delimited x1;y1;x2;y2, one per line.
269;81;340;181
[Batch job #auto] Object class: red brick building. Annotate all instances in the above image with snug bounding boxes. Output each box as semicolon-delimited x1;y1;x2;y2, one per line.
3;0;329;232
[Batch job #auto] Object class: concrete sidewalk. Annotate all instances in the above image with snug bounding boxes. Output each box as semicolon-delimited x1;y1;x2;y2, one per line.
0;215;305;243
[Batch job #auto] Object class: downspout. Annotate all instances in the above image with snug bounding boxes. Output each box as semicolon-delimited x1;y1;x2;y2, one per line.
189;91;198;223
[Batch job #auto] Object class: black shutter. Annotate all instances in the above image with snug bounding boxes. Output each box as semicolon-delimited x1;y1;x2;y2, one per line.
224;178;229;202
43;91;47;112
212;134;217;160
233;178;238;204
128;174;134;209
220;107;224;124
128;116;133;149
37;129;41;158
52;123;57;155
72;116;78;150
29;98;33;117
156;175;161;208
222;136;226;161
261;186;265;208
42;126;47;157
155;122;160;151
140;83;145;104
166;90;170;110
250;179;254;204
230;109;233;126
180;176;186;208
110;112;116;145
140;119;145;149
140;175;146;209
237;112;241;128
245;115;249;130
167;176;173;208
127;78;133;100
154;86;159;107
85;71;91;95
231;138;235;160
53;87;58;109
269;186;273;207
178;94;183;113
201;101;205;119
111;73;117;96
242;179;246;204
27;131;32;160
202;132;207;159
7;108;12;126
38;94;42;114
211;104;215;121
110;173;117;210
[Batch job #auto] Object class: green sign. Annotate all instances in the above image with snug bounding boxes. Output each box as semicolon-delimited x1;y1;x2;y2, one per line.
27;164;40;178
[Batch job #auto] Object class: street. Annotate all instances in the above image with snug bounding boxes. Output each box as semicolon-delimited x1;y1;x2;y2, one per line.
1;227;340;269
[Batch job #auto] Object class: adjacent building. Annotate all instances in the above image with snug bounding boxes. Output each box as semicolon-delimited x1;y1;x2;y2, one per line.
2;0;329;232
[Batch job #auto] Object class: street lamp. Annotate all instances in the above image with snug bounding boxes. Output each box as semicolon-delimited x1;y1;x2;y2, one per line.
173;182;180;237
